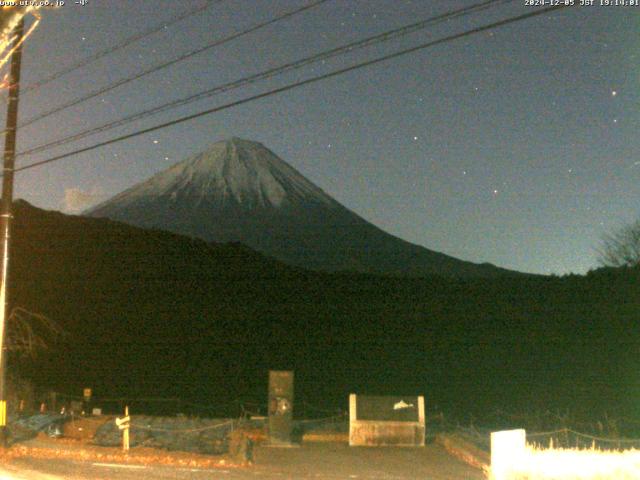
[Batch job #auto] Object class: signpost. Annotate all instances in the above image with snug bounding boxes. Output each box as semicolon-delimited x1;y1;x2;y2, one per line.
82;387;92;415
116;406;131;452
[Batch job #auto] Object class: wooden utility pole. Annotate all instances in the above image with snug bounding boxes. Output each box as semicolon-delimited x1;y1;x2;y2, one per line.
0;17;24;447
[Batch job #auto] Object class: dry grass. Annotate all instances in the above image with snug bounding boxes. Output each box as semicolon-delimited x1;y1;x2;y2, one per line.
62;415;114;440
0;435;246;471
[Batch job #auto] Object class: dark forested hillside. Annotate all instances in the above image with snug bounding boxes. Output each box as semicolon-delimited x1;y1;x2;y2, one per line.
9;200;640;422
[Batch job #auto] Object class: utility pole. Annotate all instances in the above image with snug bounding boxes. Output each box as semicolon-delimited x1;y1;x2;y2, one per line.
0;17;24;447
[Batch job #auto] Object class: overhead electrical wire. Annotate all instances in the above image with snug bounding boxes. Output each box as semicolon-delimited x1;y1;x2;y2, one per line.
16;0;332;130
18;0;514;158
21;1;219;94
11;4;571;175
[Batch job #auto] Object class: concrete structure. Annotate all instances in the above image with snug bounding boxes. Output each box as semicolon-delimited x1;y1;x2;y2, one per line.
349;394;425;447
490;429;526;480
268;370;294;446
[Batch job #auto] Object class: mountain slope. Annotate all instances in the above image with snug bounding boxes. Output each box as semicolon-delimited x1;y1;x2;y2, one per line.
86;137;518;278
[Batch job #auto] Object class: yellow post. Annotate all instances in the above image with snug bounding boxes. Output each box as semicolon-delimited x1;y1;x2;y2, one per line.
0;400;6;427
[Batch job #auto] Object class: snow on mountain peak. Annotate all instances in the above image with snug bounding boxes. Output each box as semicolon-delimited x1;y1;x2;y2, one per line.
84;138;513;278
94;138;336;211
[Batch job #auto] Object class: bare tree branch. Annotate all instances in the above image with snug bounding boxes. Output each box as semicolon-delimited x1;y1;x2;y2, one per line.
598;220;640;268
6;307;64;358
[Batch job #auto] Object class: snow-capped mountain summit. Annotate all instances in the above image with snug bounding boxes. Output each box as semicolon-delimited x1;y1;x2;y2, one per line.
92;137;337;211
86;138;514;277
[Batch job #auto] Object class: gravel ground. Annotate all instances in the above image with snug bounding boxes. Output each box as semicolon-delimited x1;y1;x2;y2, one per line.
0;438;486;479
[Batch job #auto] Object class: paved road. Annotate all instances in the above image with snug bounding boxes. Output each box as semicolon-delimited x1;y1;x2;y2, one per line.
1;443;485;479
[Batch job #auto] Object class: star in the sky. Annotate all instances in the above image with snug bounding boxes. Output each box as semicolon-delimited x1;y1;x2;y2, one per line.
611;90;617;97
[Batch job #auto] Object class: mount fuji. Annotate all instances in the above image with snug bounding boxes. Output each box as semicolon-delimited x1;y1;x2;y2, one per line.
85;137;514;277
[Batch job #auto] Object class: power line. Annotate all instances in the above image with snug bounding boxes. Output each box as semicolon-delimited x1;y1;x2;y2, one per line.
16;0;331;130
18;0;513;158
21;1;218;94
12;4;572;175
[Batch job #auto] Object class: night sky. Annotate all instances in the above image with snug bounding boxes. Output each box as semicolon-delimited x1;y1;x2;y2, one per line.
3;1;637;275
